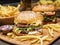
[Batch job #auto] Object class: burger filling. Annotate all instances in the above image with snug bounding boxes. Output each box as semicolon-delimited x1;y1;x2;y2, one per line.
41;11;56;22
15;23;42;34
44;15;56;22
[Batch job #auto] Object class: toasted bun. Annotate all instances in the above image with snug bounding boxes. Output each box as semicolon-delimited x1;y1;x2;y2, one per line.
14;11;44;24
32;5;55;12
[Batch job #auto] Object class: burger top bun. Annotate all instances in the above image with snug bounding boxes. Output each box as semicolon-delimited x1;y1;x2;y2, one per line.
32;5;55;12
14;11;44;24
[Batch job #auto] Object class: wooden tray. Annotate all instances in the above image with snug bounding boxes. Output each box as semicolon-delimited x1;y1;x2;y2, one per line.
0;29;60;45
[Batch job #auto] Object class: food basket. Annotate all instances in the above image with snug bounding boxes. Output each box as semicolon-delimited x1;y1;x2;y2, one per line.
0;4;20;25
0;16;15;25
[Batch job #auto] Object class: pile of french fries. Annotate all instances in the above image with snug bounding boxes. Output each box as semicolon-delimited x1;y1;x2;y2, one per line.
7;32;52;45
15;35;52;45
0;5;20;18
43;23;60;37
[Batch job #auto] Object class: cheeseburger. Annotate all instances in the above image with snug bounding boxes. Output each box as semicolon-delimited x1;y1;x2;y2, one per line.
13;11;44;35
32;5;56;22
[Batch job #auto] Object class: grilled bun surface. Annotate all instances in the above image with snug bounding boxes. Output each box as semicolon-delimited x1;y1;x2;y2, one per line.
14;11;44;24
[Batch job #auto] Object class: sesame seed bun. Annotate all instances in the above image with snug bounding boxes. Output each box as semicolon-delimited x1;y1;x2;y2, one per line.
32;5;55;12
14;11;44;24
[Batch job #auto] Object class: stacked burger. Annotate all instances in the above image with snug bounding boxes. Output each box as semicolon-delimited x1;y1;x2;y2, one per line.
13;11;44;35
32;0;56;23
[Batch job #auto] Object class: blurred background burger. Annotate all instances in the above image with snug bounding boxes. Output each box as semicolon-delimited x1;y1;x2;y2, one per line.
32;0;56;23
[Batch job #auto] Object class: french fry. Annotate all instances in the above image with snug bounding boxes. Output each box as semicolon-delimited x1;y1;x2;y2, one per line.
40;39;43;45
39;35;50;45
31;39;38;44
15;35;42;39
21;39;28;41
48;28;54;37
42;35;48;40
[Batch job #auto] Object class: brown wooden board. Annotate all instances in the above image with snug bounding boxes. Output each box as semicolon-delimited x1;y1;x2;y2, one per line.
0;29;60;45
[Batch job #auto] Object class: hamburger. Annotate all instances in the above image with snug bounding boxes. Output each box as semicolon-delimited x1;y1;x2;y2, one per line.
32;5;56;23
13;11;44;35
